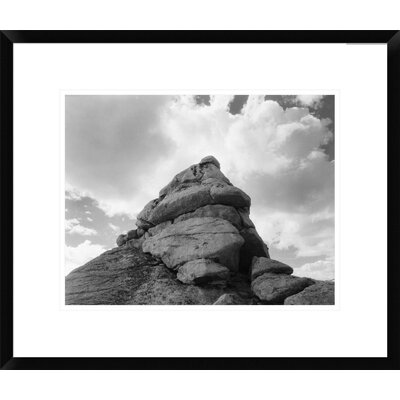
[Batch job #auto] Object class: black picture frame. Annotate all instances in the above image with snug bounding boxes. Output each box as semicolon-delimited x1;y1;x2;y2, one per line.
1;30;399;370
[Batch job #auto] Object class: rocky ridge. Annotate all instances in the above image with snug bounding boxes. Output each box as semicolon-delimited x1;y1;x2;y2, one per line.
66;156;334;305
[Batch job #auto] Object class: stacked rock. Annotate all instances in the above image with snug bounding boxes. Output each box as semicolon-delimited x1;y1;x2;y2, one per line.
116;156;269;285
250;256;315;304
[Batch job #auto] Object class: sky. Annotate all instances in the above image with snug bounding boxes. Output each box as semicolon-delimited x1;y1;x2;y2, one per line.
65;94;335;280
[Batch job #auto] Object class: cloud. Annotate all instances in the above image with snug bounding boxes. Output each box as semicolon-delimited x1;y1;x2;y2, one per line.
85;210;91;215
66;95;334;271
65;240;105;275
65;218;79;229
158;96;332;186
209;95;235;110
65;218;97;236
108;222;119;232
87;217;93;222
293;258;335;281
296;95;323;108
65;188;82;201
253;208;334;258
65;183;92;202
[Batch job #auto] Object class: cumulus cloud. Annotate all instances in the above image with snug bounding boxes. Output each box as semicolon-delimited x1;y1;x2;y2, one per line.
65;240;105;275
293;258;335;281
158;95;332;186
209;95;235;110
65;218;97;236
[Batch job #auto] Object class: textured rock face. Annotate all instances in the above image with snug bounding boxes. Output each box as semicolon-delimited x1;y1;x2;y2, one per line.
174;204;242;229
142;217;244;271
177;259;230;285
209;185;250;208
66;246;254;305
284;281;335;305
144;185;213;226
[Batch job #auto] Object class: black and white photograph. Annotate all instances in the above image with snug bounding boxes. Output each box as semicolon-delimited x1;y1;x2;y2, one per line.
1;26;397;374
65;94;335;305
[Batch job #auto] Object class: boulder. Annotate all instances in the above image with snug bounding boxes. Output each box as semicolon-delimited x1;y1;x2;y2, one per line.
200;155;221;169
284;281;335;305
146;185;213;226
199;162;231;185
177;259;230;285
136;198;159;229
210;185;251;208
142;217;244;271
127;229;138;240
251;257;293;280
174;204;241;229
251;273;315;304
116;234;127;247
159;159;230;197
239;228;270;272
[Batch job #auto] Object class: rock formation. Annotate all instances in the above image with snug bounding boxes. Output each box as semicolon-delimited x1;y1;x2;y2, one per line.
65;156;334;305
116;155;269;282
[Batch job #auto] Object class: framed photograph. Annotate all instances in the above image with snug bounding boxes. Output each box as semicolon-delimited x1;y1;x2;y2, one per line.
1;30;398;369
